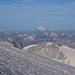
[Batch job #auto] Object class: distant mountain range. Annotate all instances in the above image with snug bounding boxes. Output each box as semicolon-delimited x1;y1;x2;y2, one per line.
0;27;75;49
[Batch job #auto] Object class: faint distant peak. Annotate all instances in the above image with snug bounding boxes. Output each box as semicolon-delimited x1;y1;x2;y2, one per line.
37;26;46;31
0;29;4;32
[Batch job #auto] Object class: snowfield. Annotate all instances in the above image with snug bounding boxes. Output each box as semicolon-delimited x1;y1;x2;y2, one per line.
0;41;75;75
23;42;75;67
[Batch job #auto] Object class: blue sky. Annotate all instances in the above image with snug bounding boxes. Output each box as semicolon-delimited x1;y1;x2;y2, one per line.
0;0;75;30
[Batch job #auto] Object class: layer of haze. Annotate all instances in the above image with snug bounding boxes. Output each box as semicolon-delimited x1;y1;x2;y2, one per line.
0;0;75;30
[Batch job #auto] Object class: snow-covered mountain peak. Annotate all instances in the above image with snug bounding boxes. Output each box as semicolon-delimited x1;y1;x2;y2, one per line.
37;26;46;31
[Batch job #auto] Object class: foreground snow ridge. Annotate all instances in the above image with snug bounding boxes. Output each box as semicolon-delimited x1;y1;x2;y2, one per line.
23;42;75;67
0;41;75;75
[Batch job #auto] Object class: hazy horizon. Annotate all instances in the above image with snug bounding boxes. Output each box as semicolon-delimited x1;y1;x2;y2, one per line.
0;0;75;31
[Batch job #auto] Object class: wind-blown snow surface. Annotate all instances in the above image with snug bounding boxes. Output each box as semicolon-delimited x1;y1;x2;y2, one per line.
23;42;75;67
0;41;75;75
59;46;75;66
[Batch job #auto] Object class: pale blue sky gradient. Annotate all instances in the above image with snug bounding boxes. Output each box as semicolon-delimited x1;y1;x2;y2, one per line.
0;0;75;30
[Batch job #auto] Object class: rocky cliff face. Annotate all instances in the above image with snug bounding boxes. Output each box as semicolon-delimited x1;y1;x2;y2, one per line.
0;41;75;75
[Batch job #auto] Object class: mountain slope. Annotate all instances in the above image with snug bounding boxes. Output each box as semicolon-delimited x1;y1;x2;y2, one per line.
59;46;75;66
23;42;75;67
0;41;75;75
